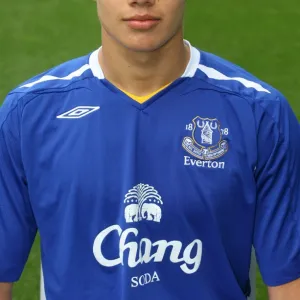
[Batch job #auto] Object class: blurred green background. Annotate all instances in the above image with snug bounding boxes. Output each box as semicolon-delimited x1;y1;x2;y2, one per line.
1;0;299;299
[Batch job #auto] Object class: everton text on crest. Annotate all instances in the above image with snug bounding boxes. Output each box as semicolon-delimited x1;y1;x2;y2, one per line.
182;117;228;161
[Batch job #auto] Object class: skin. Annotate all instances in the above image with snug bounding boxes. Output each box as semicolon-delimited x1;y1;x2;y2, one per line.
97;0;190;96
96;1;300;299
1;1;300;299
268;279;300;300
0;283;12;299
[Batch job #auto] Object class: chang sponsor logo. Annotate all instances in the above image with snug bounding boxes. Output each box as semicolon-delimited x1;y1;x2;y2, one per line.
93;225;202;275
92;184;203;288
124;184;163;223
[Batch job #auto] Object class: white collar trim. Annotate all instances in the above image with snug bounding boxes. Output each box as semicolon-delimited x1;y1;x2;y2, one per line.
89;39;200;80
181;40;201;78
89;48;104;79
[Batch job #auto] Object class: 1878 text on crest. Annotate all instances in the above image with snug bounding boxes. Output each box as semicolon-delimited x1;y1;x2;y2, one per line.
182;117;228;161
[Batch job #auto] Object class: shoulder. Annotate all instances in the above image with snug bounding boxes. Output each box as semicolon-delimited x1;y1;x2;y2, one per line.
14;50;97;92
192;47;289;120
190;46;299;140
0;49;101;126
194;48;281;100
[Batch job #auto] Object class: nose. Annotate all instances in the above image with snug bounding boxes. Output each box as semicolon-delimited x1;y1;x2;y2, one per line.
128;0;155;6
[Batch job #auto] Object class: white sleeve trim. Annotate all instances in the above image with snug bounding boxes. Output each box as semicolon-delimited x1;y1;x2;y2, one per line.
20;64;91;88
198;64;271;94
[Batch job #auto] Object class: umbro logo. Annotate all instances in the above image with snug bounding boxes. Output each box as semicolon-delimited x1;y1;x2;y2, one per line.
56;106;100;119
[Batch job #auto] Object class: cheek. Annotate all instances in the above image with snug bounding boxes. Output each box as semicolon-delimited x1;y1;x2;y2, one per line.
97;1;116;24
164;3;185;27
166;0;185;14
98;8;115;29
164;11;184;33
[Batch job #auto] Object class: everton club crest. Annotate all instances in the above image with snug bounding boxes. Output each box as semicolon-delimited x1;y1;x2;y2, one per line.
182;117;228;160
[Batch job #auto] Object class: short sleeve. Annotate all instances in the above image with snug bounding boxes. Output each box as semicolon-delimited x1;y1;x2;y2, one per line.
253;93;300;286
0;94;37;282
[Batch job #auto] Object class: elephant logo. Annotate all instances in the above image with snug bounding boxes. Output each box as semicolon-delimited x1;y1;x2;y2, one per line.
124;184;163;223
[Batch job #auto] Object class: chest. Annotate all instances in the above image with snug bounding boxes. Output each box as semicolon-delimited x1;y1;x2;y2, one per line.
21;90;257;228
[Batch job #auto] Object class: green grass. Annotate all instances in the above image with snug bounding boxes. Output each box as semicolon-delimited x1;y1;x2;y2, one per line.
1;1;300;299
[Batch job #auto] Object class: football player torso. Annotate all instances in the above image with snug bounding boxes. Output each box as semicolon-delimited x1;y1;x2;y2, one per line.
6;41;275;300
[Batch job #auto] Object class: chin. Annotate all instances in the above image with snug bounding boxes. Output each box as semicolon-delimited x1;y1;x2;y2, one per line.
127;45;159;52
121;34;166;52
124;41;164;53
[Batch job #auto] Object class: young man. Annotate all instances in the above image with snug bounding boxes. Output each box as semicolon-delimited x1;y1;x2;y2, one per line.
0;0;300;299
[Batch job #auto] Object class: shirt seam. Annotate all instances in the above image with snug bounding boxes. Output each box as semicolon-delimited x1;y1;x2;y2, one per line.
190;76;283;138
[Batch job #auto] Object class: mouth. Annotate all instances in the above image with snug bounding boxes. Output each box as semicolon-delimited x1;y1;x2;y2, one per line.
123;14;161;30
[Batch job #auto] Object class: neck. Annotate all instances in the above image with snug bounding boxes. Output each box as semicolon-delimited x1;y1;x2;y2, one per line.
99;30;190;96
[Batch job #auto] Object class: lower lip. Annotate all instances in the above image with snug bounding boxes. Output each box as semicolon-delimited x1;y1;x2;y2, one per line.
126;19;160;30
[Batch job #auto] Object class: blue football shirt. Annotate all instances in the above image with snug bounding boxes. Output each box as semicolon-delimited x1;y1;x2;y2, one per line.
1;40;300;300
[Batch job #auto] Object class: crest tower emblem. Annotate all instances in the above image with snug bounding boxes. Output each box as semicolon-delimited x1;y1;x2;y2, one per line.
182;117;228;160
